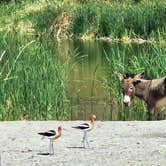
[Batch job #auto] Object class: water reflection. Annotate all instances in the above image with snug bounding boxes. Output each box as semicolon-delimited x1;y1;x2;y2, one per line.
54;40;135;120
62;40;111;120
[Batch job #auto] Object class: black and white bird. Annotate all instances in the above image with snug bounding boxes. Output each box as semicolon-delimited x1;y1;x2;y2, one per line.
72;114;96;148
38;126;62;155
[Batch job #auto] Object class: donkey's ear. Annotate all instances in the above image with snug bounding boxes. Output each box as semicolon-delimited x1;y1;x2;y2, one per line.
134;72;144;79
116;72;124;81
133;79;141;86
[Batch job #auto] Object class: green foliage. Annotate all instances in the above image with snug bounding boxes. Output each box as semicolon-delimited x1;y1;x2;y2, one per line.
0;32;69;120
70;1;166;39
25;5;61;33
0;0;14;3
122;3;166;38
98;5;125;37
0;0;165;40
70;2;99;35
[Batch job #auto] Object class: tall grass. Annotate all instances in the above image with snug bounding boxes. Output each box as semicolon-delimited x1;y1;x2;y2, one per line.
70;1;166;39
0;32;70;120
0;0;165;40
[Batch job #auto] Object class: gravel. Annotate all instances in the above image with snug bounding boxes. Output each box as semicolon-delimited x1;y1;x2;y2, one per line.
0;120;166;166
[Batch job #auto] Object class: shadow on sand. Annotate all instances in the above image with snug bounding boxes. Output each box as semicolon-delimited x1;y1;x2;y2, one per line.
37;152;53;156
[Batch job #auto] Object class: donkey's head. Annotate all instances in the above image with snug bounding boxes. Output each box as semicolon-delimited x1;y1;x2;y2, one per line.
117;72;144;106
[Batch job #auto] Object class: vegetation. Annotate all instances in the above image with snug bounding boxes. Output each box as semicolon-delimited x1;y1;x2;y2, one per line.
0;0;165;120
71;1;166;40
0;32;166;120
0;0;165;41
0;32;71;120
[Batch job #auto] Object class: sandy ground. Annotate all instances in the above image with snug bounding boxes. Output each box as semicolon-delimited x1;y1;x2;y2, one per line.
0;120;166;166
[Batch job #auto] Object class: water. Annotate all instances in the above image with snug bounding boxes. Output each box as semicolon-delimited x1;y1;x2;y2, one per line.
62;40;112;120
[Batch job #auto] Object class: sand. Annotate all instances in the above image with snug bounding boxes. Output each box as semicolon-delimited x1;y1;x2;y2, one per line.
0;120;166;166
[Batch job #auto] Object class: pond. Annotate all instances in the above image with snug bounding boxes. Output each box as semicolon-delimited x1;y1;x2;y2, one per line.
0;34;166;120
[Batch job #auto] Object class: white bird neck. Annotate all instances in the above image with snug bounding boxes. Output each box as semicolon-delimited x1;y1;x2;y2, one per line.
90;120;95;128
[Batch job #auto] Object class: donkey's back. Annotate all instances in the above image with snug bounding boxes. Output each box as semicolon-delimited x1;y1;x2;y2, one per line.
150;77;166;108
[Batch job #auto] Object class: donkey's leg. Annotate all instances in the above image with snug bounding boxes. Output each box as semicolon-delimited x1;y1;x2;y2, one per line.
148;112;153;121
157;109;162;120
147;106;154;121
157;107;165;120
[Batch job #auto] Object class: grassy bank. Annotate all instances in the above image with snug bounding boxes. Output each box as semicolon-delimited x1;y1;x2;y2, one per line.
0;0;165;41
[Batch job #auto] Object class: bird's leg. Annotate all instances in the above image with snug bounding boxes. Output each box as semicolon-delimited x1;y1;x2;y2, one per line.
49;139;52;154
83;131;86;148
49;139;54;155
85;132;90;148
51;140;54;155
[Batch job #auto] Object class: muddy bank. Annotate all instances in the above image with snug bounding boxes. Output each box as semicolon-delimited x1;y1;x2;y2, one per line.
0;121;166;166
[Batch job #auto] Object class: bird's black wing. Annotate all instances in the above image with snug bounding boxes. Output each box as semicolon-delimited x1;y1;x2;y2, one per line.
72;123;90;130
38;130;56;137
49;130;56;133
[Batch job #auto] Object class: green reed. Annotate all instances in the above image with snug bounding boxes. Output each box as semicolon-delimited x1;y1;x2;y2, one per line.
0;32;71;120
71;1;166;39
0;0;165;41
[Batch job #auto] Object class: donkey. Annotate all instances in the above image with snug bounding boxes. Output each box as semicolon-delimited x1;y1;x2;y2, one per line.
117;72;166;120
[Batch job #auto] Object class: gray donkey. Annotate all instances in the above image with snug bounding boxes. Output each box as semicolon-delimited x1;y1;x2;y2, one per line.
117;72;166;120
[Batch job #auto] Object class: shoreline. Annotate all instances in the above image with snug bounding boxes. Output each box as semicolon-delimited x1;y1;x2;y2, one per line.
5;29;166;45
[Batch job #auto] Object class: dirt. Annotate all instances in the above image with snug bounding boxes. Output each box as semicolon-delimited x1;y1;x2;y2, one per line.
53;12;72;38
0;121;166;166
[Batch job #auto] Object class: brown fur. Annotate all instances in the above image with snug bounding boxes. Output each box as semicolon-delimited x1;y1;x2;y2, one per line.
117;73;166;120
